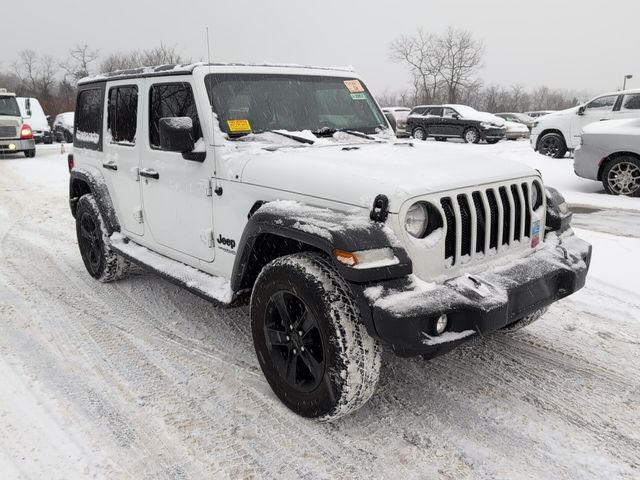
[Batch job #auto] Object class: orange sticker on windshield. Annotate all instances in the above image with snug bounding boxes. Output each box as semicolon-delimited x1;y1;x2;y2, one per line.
344;79;364;93
227;119;252;132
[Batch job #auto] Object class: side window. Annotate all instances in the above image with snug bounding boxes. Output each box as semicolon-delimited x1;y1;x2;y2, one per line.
585;95;618;111
108;86;138;144
621;94;640;110
75;86;104;150
442;108;457;118
428;107;443;117
149;82;202;150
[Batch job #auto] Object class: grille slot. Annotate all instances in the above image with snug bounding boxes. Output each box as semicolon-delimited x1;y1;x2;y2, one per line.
0;126;17;138
439;181;538;268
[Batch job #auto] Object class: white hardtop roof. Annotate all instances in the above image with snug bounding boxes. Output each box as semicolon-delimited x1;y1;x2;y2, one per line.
0;89;16;97
596;88;640;97
79;62;358;85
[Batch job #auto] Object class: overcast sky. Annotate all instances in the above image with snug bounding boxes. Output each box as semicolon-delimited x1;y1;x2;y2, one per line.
1;0;637;97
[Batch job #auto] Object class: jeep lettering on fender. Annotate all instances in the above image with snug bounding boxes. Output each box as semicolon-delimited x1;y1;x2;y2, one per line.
68;63;592;421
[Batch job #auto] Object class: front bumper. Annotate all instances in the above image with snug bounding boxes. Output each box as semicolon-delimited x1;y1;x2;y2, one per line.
505;130;531;140
358;228;591;357
480;128;506;140
0;138;35;154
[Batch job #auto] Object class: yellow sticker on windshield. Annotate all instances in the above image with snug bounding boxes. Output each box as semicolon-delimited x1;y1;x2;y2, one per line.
227;119;252;132
344;79;364;93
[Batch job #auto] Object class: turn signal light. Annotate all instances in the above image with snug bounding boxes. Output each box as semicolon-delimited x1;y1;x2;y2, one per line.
20;124;33;139
334;249;358;266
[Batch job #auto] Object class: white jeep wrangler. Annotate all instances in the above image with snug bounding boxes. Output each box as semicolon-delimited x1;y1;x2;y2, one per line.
69;63;592;420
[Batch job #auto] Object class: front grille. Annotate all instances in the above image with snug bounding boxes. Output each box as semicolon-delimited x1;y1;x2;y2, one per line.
0;126;17;138
440;183;535;267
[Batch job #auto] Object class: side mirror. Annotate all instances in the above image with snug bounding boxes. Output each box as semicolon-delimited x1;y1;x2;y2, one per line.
452;113;460;119
578;105;586;115
159;117;194;152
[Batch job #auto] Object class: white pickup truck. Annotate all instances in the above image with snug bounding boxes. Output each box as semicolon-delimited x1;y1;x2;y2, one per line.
68;63;592;420
531;88;640;158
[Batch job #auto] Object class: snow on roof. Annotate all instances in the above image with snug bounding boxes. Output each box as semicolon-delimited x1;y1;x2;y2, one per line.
79;61;356;85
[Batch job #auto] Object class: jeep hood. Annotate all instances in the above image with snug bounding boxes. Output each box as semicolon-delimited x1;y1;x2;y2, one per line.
240;142;537;213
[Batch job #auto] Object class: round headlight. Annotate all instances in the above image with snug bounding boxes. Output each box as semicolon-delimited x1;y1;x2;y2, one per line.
531;181;543;209
405;202;428;238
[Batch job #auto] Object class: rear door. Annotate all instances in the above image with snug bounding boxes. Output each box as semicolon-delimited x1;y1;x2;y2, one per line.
101;81;144;236
139;80;215;262
614;93;640;120
424;107;443;135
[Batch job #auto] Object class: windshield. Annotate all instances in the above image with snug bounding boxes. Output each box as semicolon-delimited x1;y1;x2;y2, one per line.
0;96;21;117
205;73;387;136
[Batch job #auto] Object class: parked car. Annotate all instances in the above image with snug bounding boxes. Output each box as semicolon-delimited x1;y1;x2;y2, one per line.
504;120;530;140
407;104;506;143
575;118;640;196
0;89;36;157
495;112;536;131
16;97;53;144
525;110;556;118
68;63;591;420
53;112;75;142
382;107;411;137
531;88;640;158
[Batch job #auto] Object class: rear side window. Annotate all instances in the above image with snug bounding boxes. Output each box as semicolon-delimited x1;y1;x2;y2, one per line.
149;82;202;150
108;86;138;144
75;86;104;150
622;94;640;110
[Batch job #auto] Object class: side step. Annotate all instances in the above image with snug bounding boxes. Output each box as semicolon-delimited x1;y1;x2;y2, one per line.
109;233;238;307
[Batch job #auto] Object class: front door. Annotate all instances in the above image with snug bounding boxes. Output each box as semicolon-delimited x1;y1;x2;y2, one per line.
570;94;619;148
614;93;640;121
441;107;463;137
101;81;144;236
139;80;215;262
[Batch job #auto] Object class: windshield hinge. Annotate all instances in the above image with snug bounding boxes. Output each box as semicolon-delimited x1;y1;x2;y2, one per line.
370;194;389;222
205;179;213;197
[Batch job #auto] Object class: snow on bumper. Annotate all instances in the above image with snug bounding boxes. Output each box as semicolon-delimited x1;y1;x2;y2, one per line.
361;228;592;357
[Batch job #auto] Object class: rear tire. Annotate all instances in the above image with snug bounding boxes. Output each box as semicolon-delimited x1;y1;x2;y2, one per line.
602;156;640;197
250;252;381;421
76;194;129;283
538;133;567;158
412;127;426;141
463;128;480;144
24;149;36;158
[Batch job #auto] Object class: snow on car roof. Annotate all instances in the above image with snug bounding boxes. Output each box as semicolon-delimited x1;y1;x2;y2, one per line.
79;62;356;85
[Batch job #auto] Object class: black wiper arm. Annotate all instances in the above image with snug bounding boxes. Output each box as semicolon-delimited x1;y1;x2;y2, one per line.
312;127;377;141
255;129;315;145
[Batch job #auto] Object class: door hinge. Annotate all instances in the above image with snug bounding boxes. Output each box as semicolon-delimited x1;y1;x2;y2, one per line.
205;179;213;197
200;228;215;248
134;207;144;224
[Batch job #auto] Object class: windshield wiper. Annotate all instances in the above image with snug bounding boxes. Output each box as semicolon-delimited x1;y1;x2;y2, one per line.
312;127;378;141
254;130;315;145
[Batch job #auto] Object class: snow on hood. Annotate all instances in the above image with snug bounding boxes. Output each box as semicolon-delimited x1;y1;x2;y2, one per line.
240;141;537;212
505;120;529;132
541;106;580;118
583;118;640;135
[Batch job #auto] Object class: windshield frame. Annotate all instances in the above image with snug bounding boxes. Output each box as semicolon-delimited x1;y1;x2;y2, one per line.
204;72;388;138
0;96;22;117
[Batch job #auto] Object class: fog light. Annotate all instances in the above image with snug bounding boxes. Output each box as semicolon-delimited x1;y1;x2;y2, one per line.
435;314;448;335
8;144;16;151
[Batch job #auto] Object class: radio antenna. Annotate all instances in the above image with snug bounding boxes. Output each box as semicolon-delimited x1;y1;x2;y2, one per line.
206;27;221;194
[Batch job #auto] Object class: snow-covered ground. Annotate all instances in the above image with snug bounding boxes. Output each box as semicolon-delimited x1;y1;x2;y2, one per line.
0;142;638;479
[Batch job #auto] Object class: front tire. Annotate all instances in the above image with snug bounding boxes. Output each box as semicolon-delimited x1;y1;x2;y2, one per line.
463;128;480;144
412;127;427;141
64;130;73;143
602;156;640;197
486;138;500;144
251;252;381;421
538;133;567;158
502;307;548;332
76;194;129;282
24;149;36;158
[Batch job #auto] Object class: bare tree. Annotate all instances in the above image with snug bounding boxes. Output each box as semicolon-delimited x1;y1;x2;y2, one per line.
389;29;444;104
62;44;99;83
438;27;484;103
99;44;190;73
12;50;58;99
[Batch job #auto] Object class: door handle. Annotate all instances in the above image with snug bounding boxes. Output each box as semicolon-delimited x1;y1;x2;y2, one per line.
102;161;118;171
139;168;160;180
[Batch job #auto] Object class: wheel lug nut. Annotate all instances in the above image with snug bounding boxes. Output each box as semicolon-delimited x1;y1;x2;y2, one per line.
286;336;290;341
293;348;297;354
298;330;303;336
301;346;305;352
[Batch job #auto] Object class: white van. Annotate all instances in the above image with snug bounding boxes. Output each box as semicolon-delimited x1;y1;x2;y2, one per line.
17;97;53;144
530;89;640;158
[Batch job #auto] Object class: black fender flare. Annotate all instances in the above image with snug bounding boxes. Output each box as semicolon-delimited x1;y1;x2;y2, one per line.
69;168;120;234
231;201;412;293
